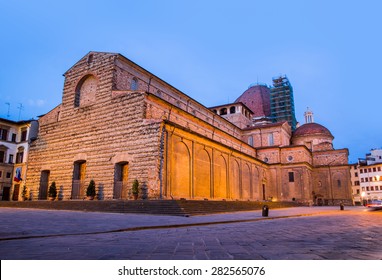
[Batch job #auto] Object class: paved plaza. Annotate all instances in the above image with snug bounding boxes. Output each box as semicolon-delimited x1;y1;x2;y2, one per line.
0;206;381;260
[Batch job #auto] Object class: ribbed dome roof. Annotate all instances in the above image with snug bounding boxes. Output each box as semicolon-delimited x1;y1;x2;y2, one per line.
293;123;333;138
235;84;271;118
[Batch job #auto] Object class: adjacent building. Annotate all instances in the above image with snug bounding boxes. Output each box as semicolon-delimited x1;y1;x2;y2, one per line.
0;118;37;200
349;163;361;205
349;149;382;205
356;149;382;204
24;51;353;205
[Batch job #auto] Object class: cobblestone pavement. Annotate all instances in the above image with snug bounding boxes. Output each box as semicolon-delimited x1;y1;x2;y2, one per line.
0;206;381;260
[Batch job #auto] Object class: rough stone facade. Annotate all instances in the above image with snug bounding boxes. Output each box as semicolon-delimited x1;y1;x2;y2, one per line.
26;51;353;205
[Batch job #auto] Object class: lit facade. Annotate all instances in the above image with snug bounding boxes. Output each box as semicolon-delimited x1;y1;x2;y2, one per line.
359;163;382;204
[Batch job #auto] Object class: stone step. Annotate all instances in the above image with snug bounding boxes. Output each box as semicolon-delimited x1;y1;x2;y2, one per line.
0;200;299;216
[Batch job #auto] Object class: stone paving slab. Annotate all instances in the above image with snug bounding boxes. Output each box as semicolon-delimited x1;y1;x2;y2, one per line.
0;206;349;239
0;206;381;260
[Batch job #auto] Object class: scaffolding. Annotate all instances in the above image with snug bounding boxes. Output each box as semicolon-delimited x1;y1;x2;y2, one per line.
270;75;297;131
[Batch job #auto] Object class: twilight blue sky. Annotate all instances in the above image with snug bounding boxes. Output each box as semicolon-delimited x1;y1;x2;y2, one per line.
1;0;381;162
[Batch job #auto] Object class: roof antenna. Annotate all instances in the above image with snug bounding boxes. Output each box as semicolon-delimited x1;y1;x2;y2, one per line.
17;103;24;121
5;102;10;118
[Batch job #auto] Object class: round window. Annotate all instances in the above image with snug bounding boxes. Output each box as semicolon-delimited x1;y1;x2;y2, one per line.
287;156;294;162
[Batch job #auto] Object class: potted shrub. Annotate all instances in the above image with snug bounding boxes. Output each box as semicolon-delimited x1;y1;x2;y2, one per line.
132;179;139;200
21;185;28;201
86;179;96;200
48;181;57;201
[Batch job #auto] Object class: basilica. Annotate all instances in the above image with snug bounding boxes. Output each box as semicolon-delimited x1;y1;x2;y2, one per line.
25;52;353;205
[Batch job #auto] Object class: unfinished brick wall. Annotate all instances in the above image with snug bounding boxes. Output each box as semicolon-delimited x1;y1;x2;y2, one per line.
27;53;162;200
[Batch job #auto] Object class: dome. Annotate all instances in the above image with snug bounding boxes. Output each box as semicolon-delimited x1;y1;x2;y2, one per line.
235;84;271;118
293;123;333;139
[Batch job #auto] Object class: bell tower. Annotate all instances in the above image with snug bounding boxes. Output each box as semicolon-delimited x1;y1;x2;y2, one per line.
304;107;314;124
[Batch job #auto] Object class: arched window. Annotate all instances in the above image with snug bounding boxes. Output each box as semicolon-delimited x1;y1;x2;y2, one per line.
220;108;227;115
74;75;98;107
230;106;236;114
130;78;138;91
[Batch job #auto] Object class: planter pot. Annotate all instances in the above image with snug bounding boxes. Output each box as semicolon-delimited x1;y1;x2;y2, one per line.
48;197;55;201
86;196;95;200
133;194;138;200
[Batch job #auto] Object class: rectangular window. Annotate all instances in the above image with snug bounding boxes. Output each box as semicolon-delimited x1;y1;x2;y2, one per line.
8;154;13;164
288;172;294;182
6;172;11;179
366;187;370;191
0;129;8;141
355;181;360;186
21;129;27;142
356;189;360;194
362;187;365;191
11;133;16;142
361;178;364;182
355;172;358;177
378;167;381;172
16;152;24;164
365;178;368;182
376;186;380;191
373;167;376;172
371;186;374;191
0;151;4;163
337;180;341;187
360;169;363;174
268;133;274;146
0;171;2;178
248;136;253;147
368;168;371;172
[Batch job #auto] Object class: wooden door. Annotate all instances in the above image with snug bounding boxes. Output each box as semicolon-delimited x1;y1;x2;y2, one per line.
12;184;20;201
39;170;50;200
72;161;86;199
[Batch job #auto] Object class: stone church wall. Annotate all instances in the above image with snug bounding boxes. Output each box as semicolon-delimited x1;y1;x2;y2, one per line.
27;53;163;200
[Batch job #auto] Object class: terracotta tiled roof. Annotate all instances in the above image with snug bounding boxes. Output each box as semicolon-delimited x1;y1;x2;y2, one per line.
293;123;333;138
